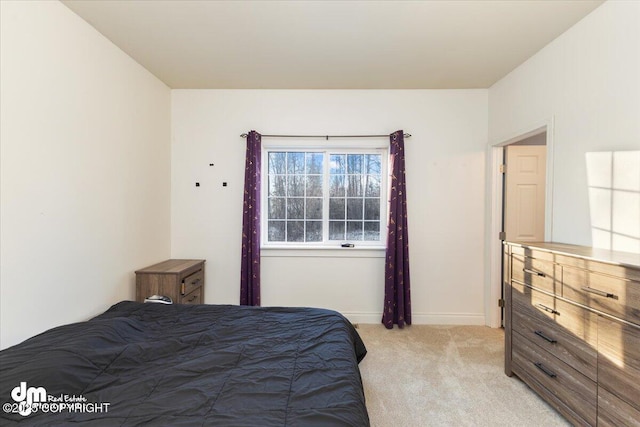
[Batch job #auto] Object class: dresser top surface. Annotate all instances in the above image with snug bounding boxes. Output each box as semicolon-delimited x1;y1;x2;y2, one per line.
135;259;205;274
505;241;640;270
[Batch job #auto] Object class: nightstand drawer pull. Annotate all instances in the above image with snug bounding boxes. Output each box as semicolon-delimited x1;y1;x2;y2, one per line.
190;278;201;285
581;286;617;299
534;330;557;344
523;268;546;277
534;362;557;378
536;303;560;315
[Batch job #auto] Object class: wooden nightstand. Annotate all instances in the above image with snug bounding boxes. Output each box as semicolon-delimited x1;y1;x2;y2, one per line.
135;259;205;305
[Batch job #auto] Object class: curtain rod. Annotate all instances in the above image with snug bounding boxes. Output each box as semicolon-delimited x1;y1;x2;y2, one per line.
240;133;411;139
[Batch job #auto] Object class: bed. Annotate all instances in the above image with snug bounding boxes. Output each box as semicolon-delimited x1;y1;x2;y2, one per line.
0;301;369;426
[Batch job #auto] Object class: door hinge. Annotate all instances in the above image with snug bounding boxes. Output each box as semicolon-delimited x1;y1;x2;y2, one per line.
499;231;506;240
498;298;505;308
499;164;506;173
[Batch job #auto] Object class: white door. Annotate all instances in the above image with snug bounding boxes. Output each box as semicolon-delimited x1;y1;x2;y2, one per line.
505;145;546;242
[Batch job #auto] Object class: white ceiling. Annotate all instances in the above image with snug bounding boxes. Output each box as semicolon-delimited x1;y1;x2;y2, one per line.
62;0;605;89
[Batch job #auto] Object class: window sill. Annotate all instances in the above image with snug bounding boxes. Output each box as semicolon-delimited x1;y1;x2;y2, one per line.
261;246;386;258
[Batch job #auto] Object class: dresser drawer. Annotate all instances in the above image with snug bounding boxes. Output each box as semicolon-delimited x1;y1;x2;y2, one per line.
511;245;557;262
512;332;597;425
513;282;598;343
181;269;204;296
598;387;640;427
512;288;597;380
512;254;561;294
563;266;640;325
597;316;640;412
180;287;202;305
555;253;640;282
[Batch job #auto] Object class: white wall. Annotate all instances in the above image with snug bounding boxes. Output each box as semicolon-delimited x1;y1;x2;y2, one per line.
172;90;488;324
489;0;640;253
0;1;172;349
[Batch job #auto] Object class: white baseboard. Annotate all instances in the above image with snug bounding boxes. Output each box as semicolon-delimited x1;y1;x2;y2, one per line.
411;312;486;326
342;312;487;326
341;312;382;324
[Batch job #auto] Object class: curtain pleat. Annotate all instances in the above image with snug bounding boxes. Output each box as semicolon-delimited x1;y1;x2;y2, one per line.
240;130;261;306
382;130;412;328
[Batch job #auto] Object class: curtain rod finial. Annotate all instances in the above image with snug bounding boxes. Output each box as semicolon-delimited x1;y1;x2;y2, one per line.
240;133;248;138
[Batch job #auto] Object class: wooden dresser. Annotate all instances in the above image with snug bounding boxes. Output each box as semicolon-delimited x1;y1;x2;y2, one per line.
503;242;640;426
135;259;205;305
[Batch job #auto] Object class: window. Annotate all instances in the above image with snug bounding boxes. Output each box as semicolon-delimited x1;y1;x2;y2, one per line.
264;148;387;247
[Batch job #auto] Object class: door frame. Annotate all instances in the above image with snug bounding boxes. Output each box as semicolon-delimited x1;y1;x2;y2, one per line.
485;118;555;328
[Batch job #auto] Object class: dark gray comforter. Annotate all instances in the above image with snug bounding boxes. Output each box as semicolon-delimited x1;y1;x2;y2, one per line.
0;301;369;426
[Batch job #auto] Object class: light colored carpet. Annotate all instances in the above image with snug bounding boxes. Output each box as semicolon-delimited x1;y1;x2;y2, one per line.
356;324;571;427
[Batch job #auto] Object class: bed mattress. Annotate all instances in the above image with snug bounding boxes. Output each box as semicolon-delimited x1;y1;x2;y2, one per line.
0;301;369;426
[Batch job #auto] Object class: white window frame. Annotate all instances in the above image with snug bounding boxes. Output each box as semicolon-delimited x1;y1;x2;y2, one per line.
261;142;388;250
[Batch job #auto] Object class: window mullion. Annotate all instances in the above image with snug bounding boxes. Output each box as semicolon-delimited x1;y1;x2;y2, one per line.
363;173;368;238
323;150;330;244
345;176;349;242
284;166;288;242
302;159;306;243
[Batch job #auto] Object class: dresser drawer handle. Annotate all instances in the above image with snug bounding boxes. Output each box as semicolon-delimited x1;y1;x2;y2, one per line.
536;303;559;315
534;330;557;344
534;362;557;378
523;268;546;277
186;295;198;302
190;278;201;285
581;286;617;300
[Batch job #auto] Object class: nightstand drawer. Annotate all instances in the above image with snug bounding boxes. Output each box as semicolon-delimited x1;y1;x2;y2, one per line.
563;266;640;325
512;254;561;294
182;269;204;296
181;288;202;305
512;332;596;425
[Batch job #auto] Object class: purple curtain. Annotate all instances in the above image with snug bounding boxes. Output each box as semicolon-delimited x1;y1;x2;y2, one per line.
382;130;411;329
240;130;261;306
